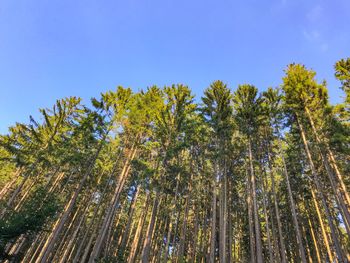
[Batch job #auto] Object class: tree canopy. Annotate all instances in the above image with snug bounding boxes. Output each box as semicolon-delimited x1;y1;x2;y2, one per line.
0;59;349;262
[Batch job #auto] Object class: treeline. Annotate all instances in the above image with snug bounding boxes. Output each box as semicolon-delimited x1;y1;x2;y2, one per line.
0;59;349;263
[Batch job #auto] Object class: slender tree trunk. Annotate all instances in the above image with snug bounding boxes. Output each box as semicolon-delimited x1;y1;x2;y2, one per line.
35;139;105;263
72;154;123;263
305;107;350;207
210;170;217;263
277;133;307;263
141;192;160;263
261;168;274;263
305;202;322;263
219;160;227;263
128;192;150;263
0;168;22;200
201;208;208;263
297;115;346;262
5;174;30;209
310;186;335;262
247;162;255;263
248;138;263;263
190;209;199;263
58;194;93;263
88;145;137;262
319;150;350;235
163;173;180;262
266;142;287;263
227;183;233;263
178;190;190;262
119;187;140;254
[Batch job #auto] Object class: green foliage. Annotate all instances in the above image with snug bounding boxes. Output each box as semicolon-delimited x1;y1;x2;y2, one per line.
0;186;60;259
0;59;349;262
202;80;233;136
282;63;328;113
335;58;350;92
233;84;262;137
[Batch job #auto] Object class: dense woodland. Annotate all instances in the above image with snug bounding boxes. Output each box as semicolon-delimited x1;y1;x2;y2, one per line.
0;59;349;263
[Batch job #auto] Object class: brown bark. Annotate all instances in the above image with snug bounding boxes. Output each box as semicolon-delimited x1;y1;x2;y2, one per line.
310;186;335;262
35;139;104;263
119;187;140;254
0;168;22;200
277;134;307;263
247;162;255;263
209;173;217;263
178;191;190;262
297;115;346;262
141;192;160;263
248;139;263;263
266;143;287;263
88;145;137;262
163;173;180;262
261;169;274;263
306;204;322;263
128;192;150;263
305;107;350;207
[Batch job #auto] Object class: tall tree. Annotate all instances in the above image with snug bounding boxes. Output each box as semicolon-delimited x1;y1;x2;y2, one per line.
202;80;233;263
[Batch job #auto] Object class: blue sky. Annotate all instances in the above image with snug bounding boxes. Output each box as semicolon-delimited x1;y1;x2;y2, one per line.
0;0;349;134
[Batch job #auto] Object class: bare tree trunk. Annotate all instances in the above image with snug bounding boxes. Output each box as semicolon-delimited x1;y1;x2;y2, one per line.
277;134;307;263
227;182;233;263
219;160;227;263
58;194;93;263
190;209;199;263
178;191;190;262
209;170;217;263
128;192;150;263
320;150;350;235
35;139;104;263
261;168;274;263
297;115;346;262
248;139;263;263
310;186;335;262
266;143;287;263
163;173;180;262
88;146;137;262
119;187;140;254
0;168;22;200
141;192;160;263
305;107;350;207
247;162;255;263
305;203;322;263
5;174;30;209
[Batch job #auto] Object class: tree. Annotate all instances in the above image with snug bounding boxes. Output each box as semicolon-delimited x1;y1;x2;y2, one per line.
233;84;263;263
202;80;233;263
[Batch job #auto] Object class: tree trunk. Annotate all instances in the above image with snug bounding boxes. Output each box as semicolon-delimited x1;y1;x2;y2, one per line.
178;191;190;262
210;171;217;263
246;162;255;263
248;139;263;263
305;202;322;263
88;145;137;262
163;173;180;262
0;168;22;200
305;107;350;207
266;142;287;263
297;115;346;262
310;186;335;262
261;168;274;263
128;192;150;263
141;192;160;263
277;133;307;263
119;187;140;254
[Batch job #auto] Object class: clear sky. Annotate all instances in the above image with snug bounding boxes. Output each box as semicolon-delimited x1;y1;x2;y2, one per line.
0;0;349;134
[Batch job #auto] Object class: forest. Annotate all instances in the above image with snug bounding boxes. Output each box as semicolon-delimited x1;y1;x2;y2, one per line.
0;59;349;263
